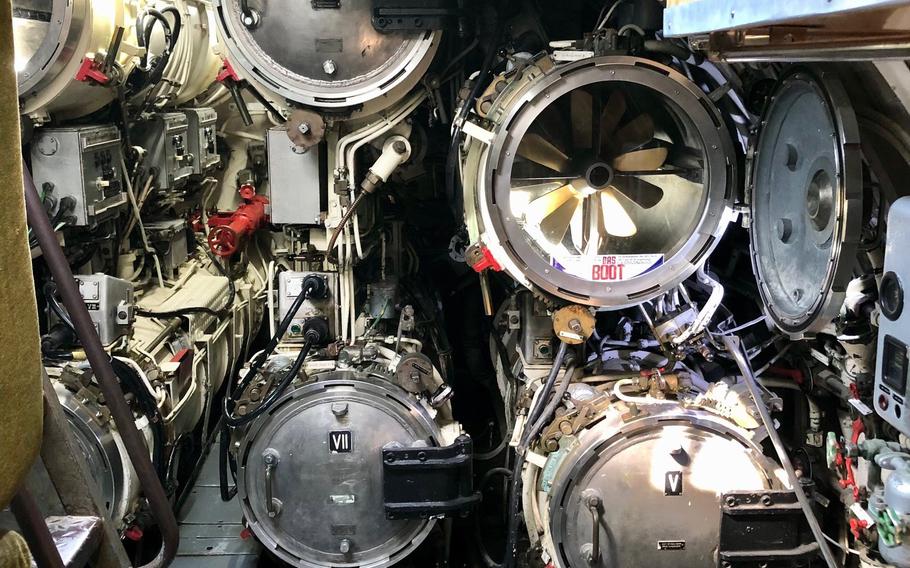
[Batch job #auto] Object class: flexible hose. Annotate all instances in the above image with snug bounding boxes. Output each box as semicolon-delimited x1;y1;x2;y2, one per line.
24;164;178;568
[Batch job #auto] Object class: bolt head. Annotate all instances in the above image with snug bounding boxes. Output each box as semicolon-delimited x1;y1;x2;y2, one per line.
297;122;311;135
322;59;337;75
339;538;351;554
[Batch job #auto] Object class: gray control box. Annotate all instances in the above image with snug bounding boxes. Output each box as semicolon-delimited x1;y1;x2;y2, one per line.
266;127;322;225
135;112;194;190
75;274;134;346
30;125;126;227
876;197;910;435
183;107;219;175
278;271;336;340
145;219;189;278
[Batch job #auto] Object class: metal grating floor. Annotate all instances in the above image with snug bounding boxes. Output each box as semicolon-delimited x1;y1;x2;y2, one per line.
172;445;261;567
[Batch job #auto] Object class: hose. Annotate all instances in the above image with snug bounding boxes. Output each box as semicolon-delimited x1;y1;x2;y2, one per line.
24;163;178;568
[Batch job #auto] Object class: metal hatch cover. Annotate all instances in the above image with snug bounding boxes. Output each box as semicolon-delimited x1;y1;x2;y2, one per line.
214;0;440;111
236;373;439;568
749;67;863;336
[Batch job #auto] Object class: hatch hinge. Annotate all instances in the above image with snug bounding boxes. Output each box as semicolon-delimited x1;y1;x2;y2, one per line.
382;434;480;519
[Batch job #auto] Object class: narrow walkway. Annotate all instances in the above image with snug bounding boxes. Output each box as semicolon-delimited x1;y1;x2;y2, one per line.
172;445;260;567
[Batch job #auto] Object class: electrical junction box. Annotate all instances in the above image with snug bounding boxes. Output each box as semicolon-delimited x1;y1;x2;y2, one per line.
135;112;194;190
278;271;337;340
75;274;134;346
30;125;126;227
266;127;322;225
876;196;910;435
183;107;219;175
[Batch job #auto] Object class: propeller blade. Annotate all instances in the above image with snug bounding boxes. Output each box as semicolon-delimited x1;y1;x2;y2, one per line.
598;91;627;157
571;90;593;149
518;133;572;173
614;113;654;151
539;194;580;244
610;177;664;209
569;198;585;251
535;104;571;155
612;147;669;172
599;189;637;237
569;195;601;254
600;91;627;138
526;183;576;226
510;182;566;216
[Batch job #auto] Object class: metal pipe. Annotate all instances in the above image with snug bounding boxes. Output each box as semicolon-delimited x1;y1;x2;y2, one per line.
721;335;840;568
23;164;179;568
10;488;65;568
143;317;182;353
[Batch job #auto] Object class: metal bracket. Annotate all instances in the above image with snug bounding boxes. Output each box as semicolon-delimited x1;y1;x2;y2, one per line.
719;490;820;565
371;0;461;32
382;435;480;519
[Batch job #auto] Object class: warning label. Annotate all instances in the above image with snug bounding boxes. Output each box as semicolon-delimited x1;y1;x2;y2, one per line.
552;254;664;282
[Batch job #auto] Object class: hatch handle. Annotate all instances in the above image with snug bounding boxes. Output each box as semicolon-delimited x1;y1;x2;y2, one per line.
582;489;602;565
263;449;282;518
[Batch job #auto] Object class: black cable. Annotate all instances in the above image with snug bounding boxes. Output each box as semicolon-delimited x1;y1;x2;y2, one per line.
526;342;568;428
137;9;172;71
223;339;313;428
223;276;323;426
218;423;237;501
242;82;286;124
43;282;74;331
439;37;480;80
501;343;573;568
158;6;182;47
111;357;167;482
445;2;506;213
524;362;576;450
480;466;512;488
218;279;319;501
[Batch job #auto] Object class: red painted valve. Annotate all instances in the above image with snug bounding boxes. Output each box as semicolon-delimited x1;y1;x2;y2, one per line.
207;196;269;257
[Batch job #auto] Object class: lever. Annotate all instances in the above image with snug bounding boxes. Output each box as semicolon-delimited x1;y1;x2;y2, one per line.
582;489;602;565
263;449;282;518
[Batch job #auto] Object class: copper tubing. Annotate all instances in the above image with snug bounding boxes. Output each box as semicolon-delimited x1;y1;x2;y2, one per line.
23;164;179;567
9;488;64;568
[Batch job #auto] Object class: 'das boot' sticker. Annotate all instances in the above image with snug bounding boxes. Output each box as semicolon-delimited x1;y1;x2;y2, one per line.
552;254;664;282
